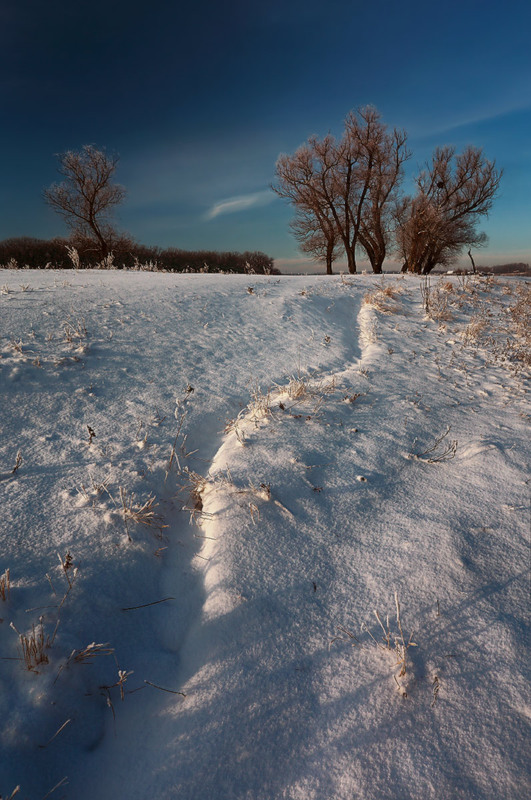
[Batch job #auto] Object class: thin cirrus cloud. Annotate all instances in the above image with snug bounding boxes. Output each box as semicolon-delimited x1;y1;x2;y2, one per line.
205;190;275;220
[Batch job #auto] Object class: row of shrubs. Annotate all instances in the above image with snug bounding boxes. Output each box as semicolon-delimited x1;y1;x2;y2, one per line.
0;237;279;274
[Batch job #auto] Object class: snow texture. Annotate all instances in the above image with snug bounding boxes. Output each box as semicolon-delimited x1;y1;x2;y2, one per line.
0;270;529;800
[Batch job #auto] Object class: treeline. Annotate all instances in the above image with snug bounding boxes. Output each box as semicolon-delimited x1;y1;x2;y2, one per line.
0;237;278;274
479;263;531;275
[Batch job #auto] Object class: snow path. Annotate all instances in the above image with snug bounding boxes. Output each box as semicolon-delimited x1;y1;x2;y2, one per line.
1;272;363;798
0;272;529;799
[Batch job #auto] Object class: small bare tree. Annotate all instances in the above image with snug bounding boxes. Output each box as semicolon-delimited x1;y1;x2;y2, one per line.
289;207;341;274
273;139;340;272
396;145;502;274
44;145;126;261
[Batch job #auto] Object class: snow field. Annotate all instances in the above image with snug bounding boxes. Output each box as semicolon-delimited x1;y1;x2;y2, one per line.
0;270;529;799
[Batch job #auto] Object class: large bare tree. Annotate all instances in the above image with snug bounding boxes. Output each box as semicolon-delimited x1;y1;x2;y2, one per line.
273;107;409;273
396;145;502;274
44;145;126;260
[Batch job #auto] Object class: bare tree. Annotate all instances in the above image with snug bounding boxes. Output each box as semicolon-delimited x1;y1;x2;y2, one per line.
334;107;409;273
289;206;341;274
396;146;502;274
44;145;126;260
273;138;340;272
273;107;409;273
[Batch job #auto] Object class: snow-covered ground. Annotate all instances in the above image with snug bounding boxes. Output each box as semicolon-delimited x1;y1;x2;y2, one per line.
0;270;529;800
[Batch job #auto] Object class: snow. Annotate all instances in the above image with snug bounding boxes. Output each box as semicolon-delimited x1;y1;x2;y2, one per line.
0;270;529;800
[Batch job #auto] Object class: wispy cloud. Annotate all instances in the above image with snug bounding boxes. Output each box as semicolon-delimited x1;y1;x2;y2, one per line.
411;100;531;142
206;190;274;220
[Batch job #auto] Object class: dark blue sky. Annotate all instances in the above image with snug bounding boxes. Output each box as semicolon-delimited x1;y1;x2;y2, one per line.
2;0;530;270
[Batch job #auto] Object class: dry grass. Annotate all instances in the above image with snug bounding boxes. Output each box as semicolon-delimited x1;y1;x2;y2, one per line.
10;339;24;354
431;674;441;707
77;473;111;505
225;372;337;446
62;317;87;345
177;468;211;522
409;426;458;463
65;245;81;269
363;282;404;314
440;281;455;293
287;376;308;400
331;593;417;698
119;487;167;540
165;411;187;478
69;641;114;664
0;568;10;601
456;280;530;373
421;277;453;322
224;416;247;446
461;312;489;345
248;380;273;420
42;777;69;799
372;594;417;690
510;283;531;346
99;668;134;723
286;374;336;403
11;617;58;672
54;641;115;685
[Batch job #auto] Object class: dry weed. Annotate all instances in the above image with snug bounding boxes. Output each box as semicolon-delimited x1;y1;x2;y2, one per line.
248;381;273;420
11;617;58;672
165;411;187;478
510;284;531;342
69;641;114;664
224;416;247;445
410;426;458;463
0;568;10;601
62;318;87;344
421;277;453;322
461;313;489;345
287;376;307;400
119;487;167;539
3;786;21;799
363;283;403;314
10;339;24;354
331;593;417;698
177;468;211;522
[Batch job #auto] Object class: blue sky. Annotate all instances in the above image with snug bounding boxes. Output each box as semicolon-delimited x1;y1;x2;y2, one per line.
1;0;530;271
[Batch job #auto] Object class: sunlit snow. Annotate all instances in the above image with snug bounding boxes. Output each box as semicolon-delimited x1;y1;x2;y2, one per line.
0;270;529;800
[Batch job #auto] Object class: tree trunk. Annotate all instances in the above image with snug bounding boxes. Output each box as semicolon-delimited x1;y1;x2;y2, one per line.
345;247;357;273
90;223;108;261
371;254;383;274
326;242;334;275
359;234;377;273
